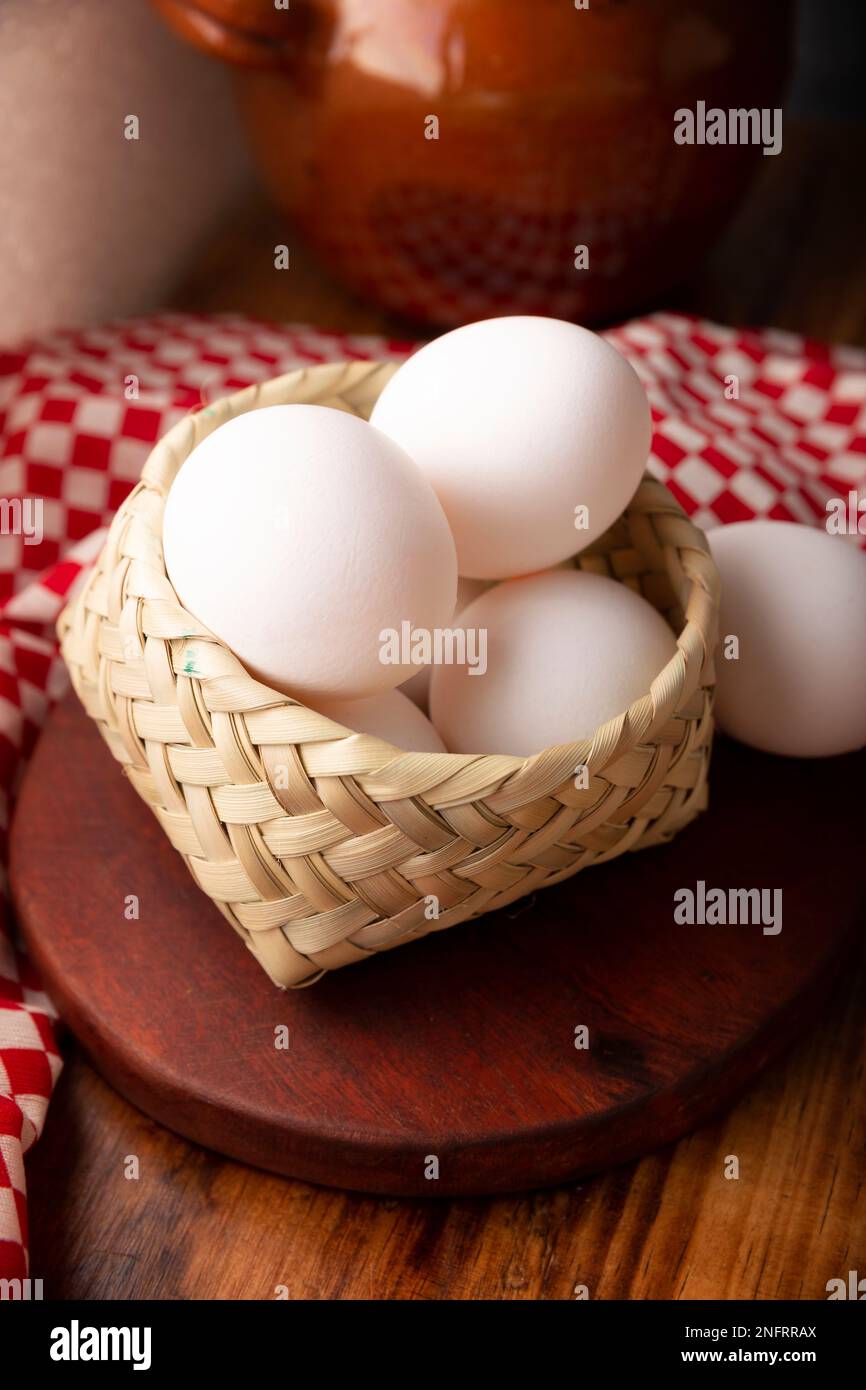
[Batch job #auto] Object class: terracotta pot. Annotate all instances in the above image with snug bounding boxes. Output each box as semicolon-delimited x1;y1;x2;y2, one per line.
154;0;794;326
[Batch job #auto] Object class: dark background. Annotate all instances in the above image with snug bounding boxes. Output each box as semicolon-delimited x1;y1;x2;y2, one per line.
792;0;866;115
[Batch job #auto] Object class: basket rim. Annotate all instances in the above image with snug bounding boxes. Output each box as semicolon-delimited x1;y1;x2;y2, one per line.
64;359;720;789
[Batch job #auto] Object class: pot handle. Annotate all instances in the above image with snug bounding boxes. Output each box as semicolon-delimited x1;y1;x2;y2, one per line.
152;0;313;69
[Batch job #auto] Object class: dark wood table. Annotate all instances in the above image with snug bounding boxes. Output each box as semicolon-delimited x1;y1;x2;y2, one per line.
26;119;866;1299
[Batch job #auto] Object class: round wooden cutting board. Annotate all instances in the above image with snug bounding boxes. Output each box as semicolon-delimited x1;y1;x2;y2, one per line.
10;694;865;1196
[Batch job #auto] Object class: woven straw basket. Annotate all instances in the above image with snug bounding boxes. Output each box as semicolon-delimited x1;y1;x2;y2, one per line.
59;360;720;988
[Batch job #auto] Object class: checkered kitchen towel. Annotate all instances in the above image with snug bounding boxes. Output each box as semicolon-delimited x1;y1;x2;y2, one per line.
1;311;864;1280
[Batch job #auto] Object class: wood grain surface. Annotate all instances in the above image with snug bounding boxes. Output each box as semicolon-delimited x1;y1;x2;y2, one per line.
22;117;866;1299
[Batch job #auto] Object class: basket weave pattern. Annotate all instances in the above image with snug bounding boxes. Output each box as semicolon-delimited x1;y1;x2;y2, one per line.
59;361;720;987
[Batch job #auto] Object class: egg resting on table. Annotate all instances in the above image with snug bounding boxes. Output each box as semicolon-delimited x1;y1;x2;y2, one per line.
709;520;866;757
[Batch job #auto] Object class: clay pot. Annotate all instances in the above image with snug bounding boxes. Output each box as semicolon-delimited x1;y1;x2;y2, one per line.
154;0;794;326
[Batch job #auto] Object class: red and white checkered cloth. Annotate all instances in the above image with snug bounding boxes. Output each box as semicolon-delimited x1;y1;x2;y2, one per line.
0;311;864;1280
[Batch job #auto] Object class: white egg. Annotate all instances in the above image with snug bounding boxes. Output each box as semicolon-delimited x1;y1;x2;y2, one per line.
429;569;678;757
312;689;446;753
370;316;651;580
162;404;457;701
401;575;489;711
709;521;866;757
